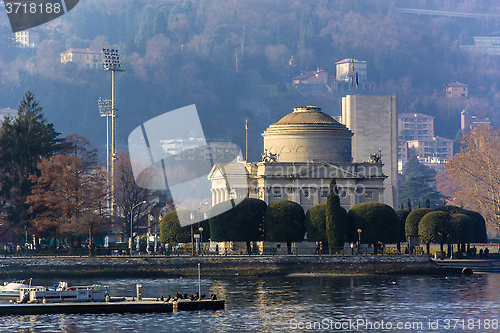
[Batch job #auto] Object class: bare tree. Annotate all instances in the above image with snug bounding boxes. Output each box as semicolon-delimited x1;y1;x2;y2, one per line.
441;125;500;231
113;151;150;240
27;135;109;247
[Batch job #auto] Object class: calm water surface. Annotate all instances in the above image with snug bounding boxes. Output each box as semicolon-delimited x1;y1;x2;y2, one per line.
1;273;499;332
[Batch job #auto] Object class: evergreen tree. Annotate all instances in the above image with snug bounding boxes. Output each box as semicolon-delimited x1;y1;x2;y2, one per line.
153;11;168;36
395;209;410;250
264;200;305;254
326;178;347;252
405;208;432;238
406;196;412;211
209;198;266;254
305;203;328;245
347;202;399;254
419;211;455;258
403;155;436;179
160;210;201;245
0;92;59;240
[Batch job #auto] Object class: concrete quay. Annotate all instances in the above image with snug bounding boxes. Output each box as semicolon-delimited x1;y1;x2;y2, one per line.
0;255;459;278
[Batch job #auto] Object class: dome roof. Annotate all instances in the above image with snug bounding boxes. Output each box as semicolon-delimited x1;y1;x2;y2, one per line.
262;105;353;163
275;105;339;125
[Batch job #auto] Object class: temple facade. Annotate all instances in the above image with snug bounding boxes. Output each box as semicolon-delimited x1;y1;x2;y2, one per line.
208;105;387;212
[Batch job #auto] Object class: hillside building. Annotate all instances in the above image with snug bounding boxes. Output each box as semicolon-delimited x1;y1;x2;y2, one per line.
292;69;329;94
461;110;490;132
407;136;454;160
60;48;102;69
446;82;468;98
398;113;434;141
14;30;39;48
335;59;367;83
460;37;500;55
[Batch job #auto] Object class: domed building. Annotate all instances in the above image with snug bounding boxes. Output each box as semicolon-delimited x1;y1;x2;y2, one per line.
208;105;387;212
262;105;352;163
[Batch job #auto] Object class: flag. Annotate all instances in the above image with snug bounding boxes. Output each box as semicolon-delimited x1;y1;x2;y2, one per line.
245;120;248;132
350;57;355;87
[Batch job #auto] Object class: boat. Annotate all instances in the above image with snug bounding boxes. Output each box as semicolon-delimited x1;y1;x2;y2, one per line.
18;282;109;303
0;281;29;299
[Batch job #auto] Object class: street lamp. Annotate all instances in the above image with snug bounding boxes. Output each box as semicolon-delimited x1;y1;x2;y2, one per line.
357;229;362;254
190;212;195;256
130;201;146;255
199;227;204;255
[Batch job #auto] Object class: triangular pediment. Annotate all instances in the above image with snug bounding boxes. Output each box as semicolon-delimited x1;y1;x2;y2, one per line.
207;164;224;180
207;163;249;180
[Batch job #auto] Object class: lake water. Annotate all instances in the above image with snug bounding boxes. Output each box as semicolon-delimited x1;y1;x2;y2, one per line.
1;273;500;332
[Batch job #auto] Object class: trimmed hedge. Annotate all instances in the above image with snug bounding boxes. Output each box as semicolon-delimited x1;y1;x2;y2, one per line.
405;208;432;237
418;211;455;246
347;202;399;245
433;206;487;242
395;209;410;242
305;203;328;244
209;198;266;242
160;210;206;244
265;200;305;243
452;213;475;244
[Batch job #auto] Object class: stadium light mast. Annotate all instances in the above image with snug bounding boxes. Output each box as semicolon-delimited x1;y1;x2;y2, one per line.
102;48;126;213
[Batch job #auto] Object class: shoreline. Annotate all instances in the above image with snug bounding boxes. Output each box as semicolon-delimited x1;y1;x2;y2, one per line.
0;255;465;279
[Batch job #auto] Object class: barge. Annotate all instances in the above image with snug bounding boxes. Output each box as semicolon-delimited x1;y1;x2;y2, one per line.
0;299;225;315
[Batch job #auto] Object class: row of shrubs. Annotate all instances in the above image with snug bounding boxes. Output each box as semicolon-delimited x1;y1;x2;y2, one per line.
399;205;487;254
160;195;486;254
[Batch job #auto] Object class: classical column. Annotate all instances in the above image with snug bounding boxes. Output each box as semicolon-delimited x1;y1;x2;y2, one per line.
211;189;217;206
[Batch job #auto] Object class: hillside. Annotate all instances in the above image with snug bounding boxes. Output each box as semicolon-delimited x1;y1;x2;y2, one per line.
1;0;500;162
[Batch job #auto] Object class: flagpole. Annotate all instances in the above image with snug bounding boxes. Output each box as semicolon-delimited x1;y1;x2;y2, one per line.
356;71;359;95
245;119;248;162
351;56;355;96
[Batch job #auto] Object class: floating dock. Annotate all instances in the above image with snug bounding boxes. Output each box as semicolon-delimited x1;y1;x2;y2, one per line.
0;299;225;316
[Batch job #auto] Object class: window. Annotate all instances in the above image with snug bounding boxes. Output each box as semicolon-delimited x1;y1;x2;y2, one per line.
365;192;373;198
303;190;310;198
273;188;282;198
321;190;328;197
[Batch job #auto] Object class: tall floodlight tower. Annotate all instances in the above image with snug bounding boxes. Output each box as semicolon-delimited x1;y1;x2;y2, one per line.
98;97;112;195
102;48;126;213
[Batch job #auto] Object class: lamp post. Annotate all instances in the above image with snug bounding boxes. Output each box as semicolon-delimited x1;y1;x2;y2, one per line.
130;201;146;255
357;229;362;254
199;227;204;255
190;212;195;256
102;48;125;214
202;212;208;254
